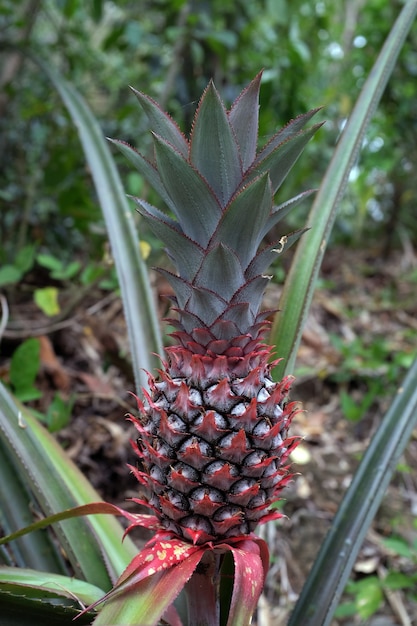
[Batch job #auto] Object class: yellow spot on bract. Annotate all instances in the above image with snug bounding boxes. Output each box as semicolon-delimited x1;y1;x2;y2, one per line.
160;542;171;549
145;554;154;562
148;568;155;575
157;549;167;560
174;545;189;557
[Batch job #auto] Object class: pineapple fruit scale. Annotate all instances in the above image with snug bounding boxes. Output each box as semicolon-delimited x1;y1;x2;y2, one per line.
114;73;322;546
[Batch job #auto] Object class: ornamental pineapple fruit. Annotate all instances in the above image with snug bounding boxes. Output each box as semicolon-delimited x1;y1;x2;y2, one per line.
114;73;321;546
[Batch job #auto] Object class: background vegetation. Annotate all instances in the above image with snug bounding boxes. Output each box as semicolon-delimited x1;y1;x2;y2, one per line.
1;1;417;624
2;0;417;273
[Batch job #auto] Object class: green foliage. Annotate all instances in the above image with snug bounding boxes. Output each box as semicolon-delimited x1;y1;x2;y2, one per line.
0;245;37;287
329;334;415;421
1;1;417;625
336;531;417;619
31;393;75;433
33;286;60;316
9;338;41;402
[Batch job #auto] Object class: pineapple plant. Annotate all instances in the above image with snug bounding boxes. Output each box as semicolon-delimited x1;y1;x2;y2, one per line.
92;73;322;624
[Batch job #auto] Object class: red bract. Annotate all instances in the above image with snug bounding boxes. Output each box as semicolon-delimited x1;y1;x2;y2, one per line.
83;508;269;625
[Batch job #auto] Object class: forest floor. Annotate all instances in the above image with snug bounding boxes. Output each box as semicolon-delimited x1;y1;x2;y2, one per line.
2;245;417;625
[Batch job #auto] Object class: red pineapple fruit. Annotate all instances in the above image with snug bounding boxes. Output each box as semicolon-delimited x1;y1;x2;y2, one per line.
92;74;322;625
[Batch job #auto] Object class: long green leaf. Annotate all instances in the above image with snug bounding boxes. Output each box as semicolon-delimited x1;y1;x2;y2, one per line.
0;384;136;587
35;57;163;393
271;0;417;379
0;566;104;605
0;590;94;626
0;440;66;573
288;356;417;626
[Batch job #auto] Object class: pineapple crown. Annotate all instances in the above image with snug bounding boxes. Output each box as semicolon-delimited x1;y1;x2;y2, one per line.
112;73;322;346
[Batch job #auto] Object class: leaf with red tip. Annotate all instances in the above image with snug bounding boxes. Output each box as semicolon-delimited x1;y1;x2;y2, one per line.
0;502;136;548
92;548;204;626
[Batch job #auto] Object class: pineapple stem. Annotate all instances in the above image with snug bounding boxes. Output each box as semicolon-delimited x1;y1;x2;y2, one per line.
184;551;222;625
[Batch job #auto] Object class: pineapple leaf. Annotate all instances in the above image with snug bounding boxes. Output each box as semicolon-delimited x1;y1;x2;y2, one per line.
133;198;204;281
157;269;193;309
186;287;228;327
252;123;323;195
228;72;262;171
130;87;189;158
195;244;245;300
0;566;105;606
190;81;242;206
224;537;269;626
37;58;164;390
256;107;322;162
109;139;177;214
153;134;222;246
230;275;269;315
261;189;317;239
246;229;309;280
92;552;204;626
0;385;136;588
212;173;272;270
213;302;256;335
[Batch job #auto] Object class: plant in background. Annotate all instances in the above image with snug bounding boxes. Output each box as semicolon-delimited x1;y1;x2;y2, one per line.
1;2;417;626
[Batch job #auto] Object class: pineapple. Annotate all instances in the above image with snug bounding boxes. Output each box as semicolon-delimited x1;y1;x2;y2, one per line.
114;73;321;546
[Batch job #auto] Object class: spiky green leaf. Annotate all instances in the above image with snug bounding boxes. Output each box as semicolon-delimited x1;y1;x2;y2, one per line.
133;199;204;281
153;134;222;246
156;269;193;309
190;81;242;205
186;287;228;328
109;139;177;213
212;302;256;336
212;173;272;270
195;244;245;299
131;88;189;157
253;124;323;195
228;72;262;171
230;275;269;315
256;107;321;162
0;567;104;606
246;229;308;280
261;189;316;238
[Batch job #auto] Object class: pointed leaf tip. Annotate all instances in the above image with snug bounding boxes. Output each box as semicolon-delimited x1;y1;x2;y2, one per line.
130;86;189;158
229;72;263;171
190;80;242;206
